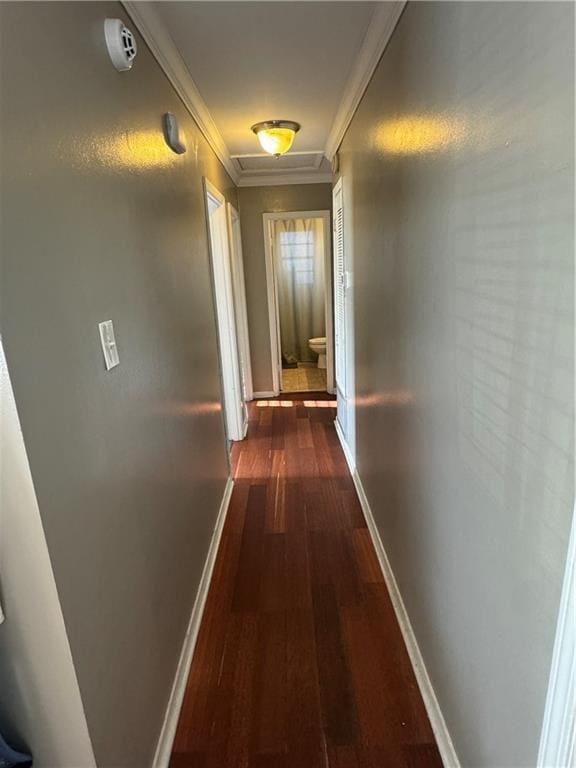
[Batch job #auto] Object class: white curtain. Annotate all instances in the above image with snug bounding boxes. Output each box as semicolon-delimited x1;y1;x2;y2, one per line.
273;217;325;364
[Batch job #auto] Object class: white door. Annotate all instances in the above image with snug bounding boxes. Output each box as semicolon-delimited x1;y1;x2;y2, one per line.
227;204;253;407
333;178;355;460
204;179;246;442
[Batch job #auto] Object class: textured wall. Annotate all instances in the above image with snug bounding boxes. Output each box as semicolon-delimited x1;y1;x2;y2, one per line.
238;184;332;393
0;3;236;766
338;2;574;765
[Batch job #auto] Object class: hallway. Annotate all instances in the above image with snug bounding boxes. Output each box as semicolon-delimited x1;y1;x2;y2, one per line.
1;3;573;766
170;394;442;768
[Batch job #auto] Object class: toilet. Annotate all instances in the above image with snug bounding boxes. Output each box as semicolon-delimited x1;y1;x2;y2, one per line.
308;337;327;369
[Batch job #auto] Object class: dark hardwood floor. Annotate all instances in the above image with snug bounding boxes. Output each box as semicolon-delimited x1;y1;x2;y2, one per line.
170;393;442;768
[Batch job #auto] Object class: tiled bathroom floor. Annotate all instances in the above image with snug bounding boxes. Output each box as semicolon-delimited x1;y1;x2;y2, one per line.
281;363;326;393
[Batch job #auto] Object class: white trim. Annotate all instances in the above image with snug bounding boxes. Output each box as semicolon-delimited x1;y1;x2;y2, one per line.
232;150;323;161
231;151;325;175
0;339;97;767
152;477;234;768
538;508;576;768
252;391;277;399
122;2;238;184
122;2;331;187
334;418;355;472
324;2;406;160
227;203;254;402
323;213;335;396
263;216;281;396
334;426;461;768
333;176;356;461
204;178;246;441
122;0;404;186
263;211;334;396
238;172;334;188
332;176;344;393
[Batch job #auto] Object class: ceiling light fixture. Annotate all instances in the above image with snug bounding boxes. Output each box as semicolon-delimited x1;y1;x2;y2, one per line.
251;120;301;157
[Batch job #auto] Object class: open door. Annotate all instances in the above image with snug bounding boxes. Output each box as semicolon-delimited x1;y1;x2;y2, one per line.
204;179;247;441
227;203;253;403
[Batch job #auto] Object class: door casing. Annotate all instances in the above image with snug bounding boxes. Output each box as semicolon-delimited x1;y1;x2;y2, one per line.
204;178;247;441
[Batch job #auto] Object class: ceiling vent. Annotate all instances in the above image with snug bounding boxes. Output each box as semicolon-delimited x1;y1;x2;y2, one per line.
231;151;325;174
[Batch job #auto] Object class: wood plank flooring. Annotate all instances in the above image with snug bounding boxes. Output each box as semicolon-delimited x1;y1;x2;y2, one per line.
170;393;442;768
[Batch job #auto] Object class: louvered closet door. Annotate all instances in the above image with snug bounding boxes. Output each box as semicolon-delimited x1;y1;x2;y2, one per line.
333;178;355;459
333;180;346;394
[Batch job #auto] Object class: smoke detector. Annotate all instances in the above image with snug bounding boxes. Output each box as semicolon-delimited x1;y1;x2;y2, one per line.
104;18;137;72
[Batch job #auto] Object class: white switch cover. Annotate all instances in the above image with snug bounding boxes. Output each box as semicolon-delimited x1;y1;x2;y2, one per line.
98;320;120;370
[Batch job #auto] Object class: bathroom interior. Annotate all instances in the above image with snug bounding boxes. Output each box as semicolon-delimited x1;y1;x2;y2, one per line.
272;215;329;393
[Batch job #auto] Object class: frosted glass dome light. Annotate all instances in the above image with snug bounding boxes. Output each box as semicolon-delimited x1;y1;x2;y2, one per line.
251;120;301;157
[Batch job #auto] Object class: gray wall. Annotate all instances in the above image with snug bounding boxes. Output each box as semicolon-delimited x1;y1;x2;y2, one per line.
0;3;236;766
338;2;574;766
238;184;332;393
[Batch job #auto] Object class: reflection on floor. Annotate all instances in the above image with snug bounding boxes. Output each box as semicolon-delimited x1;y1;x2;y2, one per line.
282;363;326;393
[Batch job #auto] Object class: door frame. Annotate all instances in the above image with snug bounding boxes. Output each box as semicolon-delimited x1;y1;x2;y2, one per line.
203;178;246;441
226;203;253;402
262;210;334;396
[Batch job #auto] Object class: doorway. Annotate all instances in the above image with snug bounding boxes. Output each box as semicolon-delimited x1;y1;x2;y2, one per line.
263;211;333;395
204;179;247;442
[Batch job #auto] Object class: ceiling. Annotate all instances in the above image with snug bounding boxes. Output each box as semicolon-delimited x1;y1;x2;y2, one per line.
154;2;375;155
125;1;404;185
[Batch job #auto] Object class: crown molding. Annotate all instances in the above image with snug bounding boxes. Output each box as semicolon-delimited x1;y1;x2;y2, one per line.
324;1;406;160
123;1;404;187
237;172;333;188
122;1;239;184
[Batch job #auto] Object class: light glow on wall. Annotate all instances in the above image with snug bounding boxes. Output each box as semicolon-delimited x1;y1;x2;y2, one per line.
77;129;178;172
374;114;466;156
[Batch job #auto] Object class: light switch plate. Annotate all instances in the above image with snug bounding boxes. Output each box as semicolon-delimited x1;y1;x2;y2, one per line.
98;320;119;370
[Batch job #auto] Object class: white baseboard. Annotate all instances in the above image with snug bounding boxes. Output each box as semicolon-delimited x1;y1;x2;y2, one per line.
334;418;355;471
252;390;277;399
334;427;460;768
152;476;234;768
